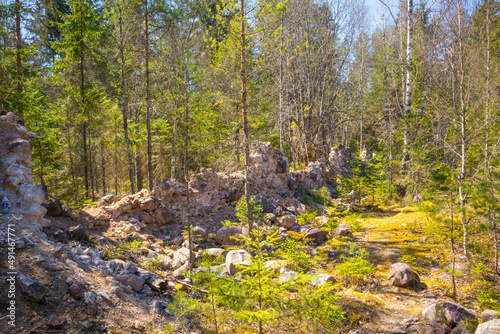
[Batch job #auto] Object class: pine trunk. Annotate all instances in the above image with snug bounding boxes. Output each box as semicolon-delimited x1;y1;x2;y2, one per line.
240;0;253;233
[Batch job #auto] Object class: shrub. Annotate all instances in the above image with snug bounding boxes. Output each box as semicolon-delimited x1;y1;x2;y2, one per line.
335;245;375;285
275;238;312;272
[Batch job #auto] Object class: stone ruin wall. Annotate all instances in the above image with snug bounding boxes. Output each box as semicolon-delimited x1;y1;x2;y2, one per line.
91;141;355;232
0;112;48;240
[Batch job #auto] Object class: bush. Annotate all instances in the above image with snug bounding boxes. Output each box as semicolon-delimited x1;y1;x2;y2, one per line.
335;245;375;285
275;238;312;272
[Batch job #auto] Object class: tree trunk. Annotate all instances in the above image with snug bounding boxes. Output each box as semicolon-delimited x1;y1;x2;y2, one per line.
101;140;106;195
118;4;135;194
240;0;253;233
457;1;468;261
81;55;89;199
15;0;22;97
89;133;95;201
135;108;144;190
279;16;284;152
145;0;153;190
401;0;413;172
171;115;177;179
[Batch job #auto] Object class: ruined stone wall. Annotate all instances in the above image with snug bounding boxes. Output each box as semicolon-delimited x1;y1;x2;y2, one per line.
91;141;353;231
0;112;47;244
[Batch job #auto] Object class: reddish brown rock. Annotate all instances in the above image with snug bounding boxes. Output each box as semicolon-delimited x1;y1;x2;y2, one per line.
47;317;67;330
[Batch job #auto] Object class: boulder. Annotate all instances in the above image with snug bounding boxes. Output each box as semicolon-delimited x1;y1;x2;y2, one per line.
475;319;500;334
18;274;47;302
216;226;244;246
44;197;63;216
154;206;173;225
277;214;297;229
204;248;227;258
308;270;335;286
304;228;328;245
193;226;208;242
139;197;158;211
225;249;251;276
279;268;298;282
388;263;419;288
422;302;477;328
481;310;500;322
336;223;349;236
116;274;145;293
68;225;88;241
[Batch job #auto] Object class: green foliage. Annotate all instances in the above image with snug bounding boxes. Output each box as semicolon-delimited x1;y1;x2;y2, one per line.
312;186;331;206
236;196;265;223
146;256;163;272
100;240;145;260
299;194;312;203
297;210;317;226
343;213;363;232
335;244;375;285
275;238;312;272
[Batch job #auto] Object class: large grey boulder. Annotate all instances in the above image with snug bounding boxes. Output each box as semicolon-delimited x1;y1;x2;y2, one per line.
475;319;500;333
388;262;419;288
225;249;251;276
423;302;477;328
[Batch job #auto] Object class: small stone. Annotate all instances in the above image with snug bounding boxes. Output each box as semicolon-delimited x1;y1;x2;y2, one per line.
336;223;349;236
47;317;67;330
18;274;46;302
225;249;251;276
481;309;500;322
204;248;227;258
69;282;83;299
279;268;298;282
173;264;188;278
84;291;96;305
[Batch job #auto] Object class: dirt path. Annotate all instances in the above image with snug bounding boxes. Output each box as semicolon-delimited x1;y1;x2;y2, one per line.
341;208;458;333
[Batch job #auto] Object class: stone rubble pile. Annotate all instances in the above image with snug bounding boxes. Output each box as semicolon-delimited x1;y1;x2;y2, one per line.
87;141;353;235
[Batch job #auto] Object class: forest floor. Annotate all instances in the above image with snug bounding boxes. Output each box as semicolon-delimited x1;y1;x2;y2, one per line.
339;206;475;333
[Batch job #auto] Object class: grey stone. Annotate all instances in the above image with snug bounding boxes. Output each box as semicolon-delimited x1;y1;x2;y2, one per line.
422;302;477;328
18;274;46;302
279;268;298;282
225;249;251;276
481;310;500;323
388;262;419;288
475;319;500;334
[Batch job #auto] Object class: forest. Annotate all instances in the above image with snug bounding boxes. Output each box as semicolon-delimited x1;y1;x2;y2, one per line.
1;0;500;333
